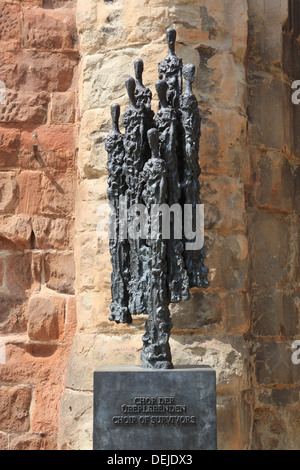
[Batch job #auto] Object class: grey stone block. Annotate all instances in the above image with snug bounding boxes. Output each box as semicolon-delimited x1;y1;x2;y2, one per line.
93;365;217;450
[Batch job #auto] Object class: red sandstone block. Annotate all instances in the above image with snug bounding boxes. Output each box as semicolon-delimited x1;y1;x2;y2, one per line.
27;295;65;341
0;385;31;433
44;252;75;295
21;126;75;152
0;257;3;286
0;2;22;51
32;216;74;250
51;92;76;124
23;8;77;51
0;127;20;168
18;171;41;215
41;169;75;215
9;433;57;450
0;296;28;334
0;170;17;213
0;90;49;125
6;253;32;295
19;149;74;171
0;127;21;152
0;51;78;93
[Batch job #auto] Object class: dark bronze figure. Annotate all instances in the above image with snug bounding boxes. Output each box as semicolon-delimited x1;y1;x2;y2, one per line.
105;29;209;369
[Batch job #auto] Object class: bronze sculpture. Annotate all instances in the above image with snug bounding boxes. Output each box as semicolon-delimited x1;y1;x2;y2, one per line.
105;28;209;369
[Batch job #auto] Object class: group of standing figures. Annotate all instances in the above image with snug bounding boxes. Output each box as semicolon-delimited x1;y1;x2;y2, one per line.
105;28;209;369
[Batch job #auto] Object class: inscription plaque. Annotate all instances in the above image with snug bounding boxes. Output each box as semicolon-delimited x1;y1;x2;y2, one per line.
93;366;217;450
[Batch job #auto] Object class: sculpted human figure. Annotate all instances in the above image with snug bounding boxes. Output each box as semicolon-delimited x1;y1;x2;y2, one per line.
140;129;173;369
134;58;153;111
106;30;209;368
134;58;155;161
181;64;209;288
155;80;190;302
123;77;149;315
158;28;183;110
105;104;131;324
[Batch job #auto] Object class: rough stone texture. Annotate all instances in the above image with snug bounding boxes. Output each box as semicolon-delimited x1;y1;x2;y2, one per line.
0;0;78;451
246;0;300;450
0;171;17;213
27;296;66;342
0;385;32;433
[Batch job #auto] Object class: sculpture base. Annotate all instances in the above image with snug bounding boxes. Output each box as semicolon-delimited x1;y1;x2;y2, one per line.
93;365;217;450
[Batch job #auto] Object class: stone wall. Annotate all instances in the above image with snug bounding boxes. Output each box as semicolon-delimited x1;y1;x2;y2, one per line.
0;0;78;449
58;0;251;450
246;0;300;450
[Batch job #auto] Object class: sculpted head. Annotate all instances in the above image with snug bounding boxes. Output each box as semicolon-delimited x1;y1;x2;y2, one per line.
126;77;137;107
155;80;168;107
183;64;196;84
166;28;176;54
110;103;120;132
134;58;144;83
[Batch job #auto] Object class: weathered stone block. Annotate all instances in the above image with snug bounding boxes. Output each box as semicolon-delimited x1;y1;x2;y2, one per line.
0;296;28;334
21;126;75;152
294;165;300;215
224;292;250;334
200;106;248;179
18;171;41;215
19;149;74;171
65;333;142;392
248;210;292;289
58;388;93;450
247;74;284;150
252;408;300;450
250;149;294;211
0;51;78;93
197;51;246;109
0;385;31;433
0;127;20;168
51;92;76;124
170;291;223;331
251;341;300;386
9;433;57;450
23;8;77;51
41;170;75;215
0;215;33;250
0;2;22;51
170;335;246;389
27;295;65;342
205;232;248;291
32;217;74;250
75;231;111;294
251;289;300;338
0;258;3;286
0;91;49;124
0;171;17;213
257;387;300;409
0;432;8;450
6;253;32;295
217;395;245;450
201;175;246;230
44;253;75;295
